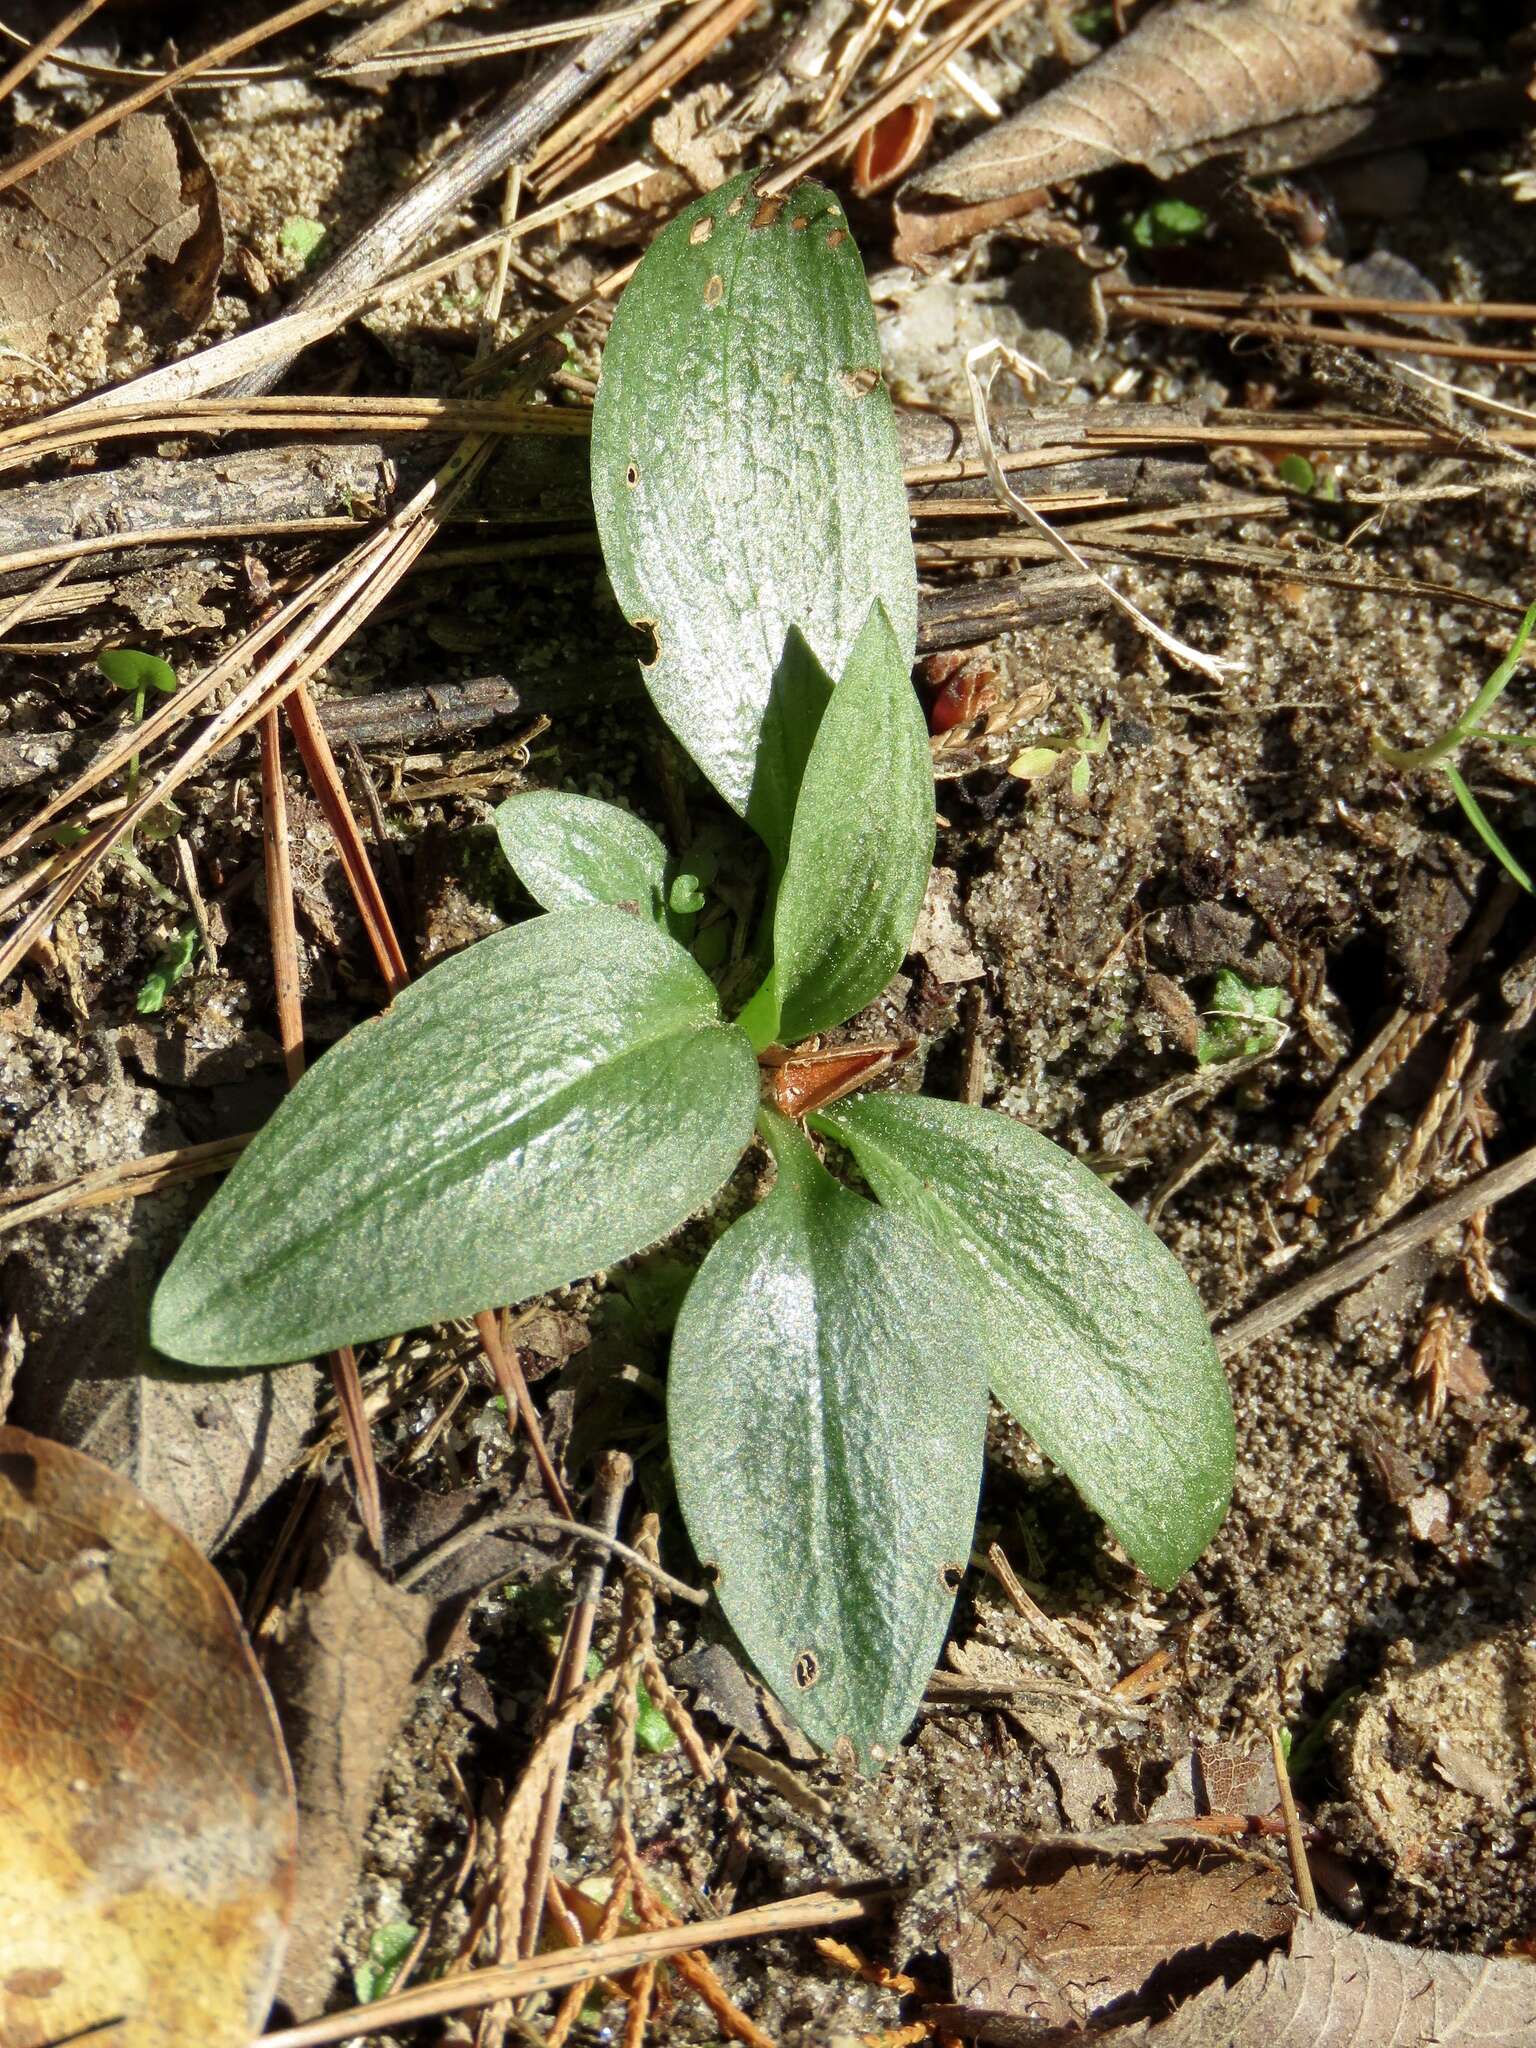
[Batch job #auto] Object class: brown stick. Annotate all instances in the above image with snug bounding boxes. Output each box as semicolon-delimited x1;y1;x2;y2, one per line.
1217;1140;1536;1356
283;684;410;997
476;1310;571;1517
259;702;383;1552
260;1889;874;2046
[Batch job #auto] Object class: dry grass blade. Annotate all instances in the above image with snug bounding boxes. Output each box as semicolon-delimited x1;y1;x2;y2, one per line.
963;340;1240;682
0;432;487;982
515;1453;630;1967
477;1311;572;1516
257;1884;872;2048
257;707;385;1552
1112;297;1536;370
0;0;109;105
324;0;682;78
0;0;343;195
33;162;647;415
0;1135;252;1233
532;0;761;191
763;0;1028;191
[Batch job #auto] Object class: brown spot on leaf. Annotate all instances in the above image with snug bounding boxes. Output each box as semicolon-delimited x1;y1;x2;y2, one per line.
841;366;880;399
726;192;746;216
790;214;809;231
940;1562;965;1595
703;273;724;307
624;462;639;487
793;1650;821;1690
751;194;787;229
689;216;714;244
630;618;661;668
826;228;846;249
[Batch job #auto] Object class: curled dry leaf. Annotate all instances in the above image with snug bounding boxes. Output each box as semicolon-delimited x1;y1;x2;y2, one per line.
0;1425;295;2047
1095;1911;1536;2044
934;1829;1296;2039
900;0;1383;234
0;111;224;355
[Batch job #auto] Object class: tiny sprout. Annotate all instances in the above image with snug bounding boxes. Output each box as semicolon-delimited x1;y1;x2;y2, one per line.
1128;198;1208;250
1007;705;1111;794
1195;968;1286;1067
97;647;179;810
1371;601;1536;893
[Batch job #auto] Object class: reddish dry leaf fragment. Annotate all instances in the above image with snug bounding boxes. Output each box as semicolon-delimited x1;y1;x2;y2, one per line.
0;1425;295;2048
903;0;1384;209
764;1037;916;1119
852;95;936;196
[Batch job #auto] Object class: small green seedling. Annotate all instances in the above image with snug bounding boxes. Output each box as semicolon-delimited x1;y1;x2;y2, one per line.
152;172;1234;1766
352;1920;415;2002
97;646;178;805
1195;968;1286;1066
136;920;200;1015
278;215;327;266
1127;198;1209;250
1007;705;1111;796
1372;602;1536;892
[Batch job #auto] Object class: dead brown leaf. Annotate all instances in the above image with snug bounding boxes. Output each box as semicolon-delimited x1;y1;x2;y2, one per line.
902;0;1383;212
0;1424;295;2047
0;111;222;355
936;1831;1296;2039
1094;1911;1536;2044
160;108;225;333
264;1539;430;2011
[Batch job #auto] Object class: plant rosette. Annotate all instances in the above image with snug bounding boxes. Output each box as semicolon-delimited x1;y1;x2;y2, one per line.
153;170;1233;1764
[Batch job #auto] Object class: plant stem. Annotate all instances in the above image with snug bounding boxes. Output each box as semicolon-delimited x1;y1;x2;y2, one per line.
1373;600;1536;769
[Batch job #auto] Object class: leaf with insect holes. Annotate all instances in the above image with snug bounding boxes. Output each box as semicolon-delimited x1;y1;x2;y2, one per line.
739;602;934;1048
591;170;916;816
811;1095;1233;1588
494;790;670;921
152;908;758;1367
668;1109;988;1764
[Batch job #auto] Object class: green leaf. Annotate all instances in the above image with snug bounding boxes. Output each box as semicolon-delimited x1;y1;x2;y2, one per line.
591;171;917;816
811;1095;1233;1589
97;647;178;696
1128;198;1208;250
1275;454;1316;493
279;214;327;264
494;791;670;921
136;920;199;1014
745;603;934;1046
745;628;834;875
1195;968;1286;1065
353;1921;415;2003
152;907;758;1367
668;1109;987;1764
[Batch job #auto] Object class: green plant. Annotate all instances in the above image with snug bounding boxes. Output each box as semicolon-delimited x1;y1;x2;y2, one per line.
1007;704;1112;796
352;1919;415;2002
151;171;1233;1764
1372;602;1536;891
97;645;178;804
1127;197;1208;250
1195;968;1286;1066
136;919;200;1014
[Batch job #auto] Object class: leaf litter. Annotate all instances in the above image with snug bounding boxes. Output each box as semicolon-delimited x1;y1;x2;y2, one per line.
0;1424;295;2047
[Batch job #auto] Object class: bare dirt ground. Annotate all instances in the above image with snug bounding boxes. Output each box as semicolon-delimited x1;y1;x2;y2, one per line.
2;2;1534;2040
